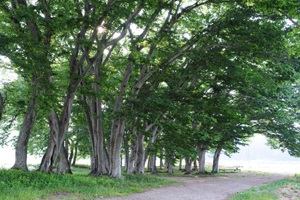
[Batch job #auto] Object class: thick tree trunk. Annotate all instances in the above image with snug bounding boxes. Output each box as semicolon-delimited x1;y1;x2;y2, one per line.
59;145;72;174
184;156;192;174
211;147;222;174
167;163;173;174
145;126;159;174
109;119;125;178
178;157;182;171
126;127;137;174
12;86;39;171
149;154;157;174
126;145;136;174
90;65;109;175
81;91;109;175
134;132;145;174
39;89;75;174
39;110;59;172
198;144;208;174
109;62;133;178
193;160;198;171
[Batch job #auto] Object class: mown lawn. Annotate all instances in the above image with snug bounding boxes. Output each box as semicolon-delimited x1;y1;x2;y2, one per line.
0;166;176;200
230;174;300;200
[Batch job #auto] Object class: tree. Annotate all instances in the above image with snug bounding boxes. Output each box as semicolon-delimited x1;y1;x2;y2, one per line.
0;92;3;121
1;0;299;179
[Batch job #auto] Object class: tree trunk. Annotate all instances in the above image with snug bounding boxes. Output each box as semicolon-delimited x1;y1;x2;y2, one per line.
167;163;173;174
109;62;133;178
198;145;208;174
59;145;72;174
39;88;75;174
81;91;109;175
109;119;125;178
0;92;3;121
159;152;164;170
126;127;137;174
69;142;74;164
145;126;159;174
211;147;222;174
149;154;157;174
71;142;78;166
178;157;182;171
134;132;145;174
12;85;39;170
124;134;130;171
39;110;59;172
184;156;192;174
193;160;198;171
90;65;109;175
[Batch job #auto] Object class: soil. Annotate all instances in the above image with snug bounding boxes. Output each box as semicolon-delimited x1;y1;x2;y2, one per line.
99;172;289;200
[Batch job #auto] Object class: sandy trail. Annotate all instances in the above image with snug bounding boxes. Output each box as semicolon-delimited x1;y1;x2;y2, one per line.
101;172;289;200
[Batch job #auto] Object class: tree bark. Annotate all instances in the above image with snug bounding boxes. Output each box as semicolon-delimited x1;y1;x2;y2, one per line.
159;154;164;169
59;145;72;174
179;157;182;171
145;126;160;174
109;62;133;178
39;88;75;174
71;142;78;166
38;110;59;172
193;160;198;171
211;147;222;174
198;144;208;174
184;156;192;174
68;141;74;164
81;64;109;176
12;84;39;171
134;132;145;174
149;154;157;174
0;92;3;121
167;163;173;174
126;126;137;174
109;119;125;178
123;134;130;171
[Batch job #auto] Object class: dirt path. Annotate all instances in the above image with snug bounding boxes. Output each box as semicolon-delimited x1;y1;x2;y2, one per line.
101;172;289;200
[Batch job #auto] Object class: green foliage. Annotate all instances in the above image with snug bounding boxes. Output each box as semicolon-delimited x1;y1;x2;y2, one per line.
1;0;300;178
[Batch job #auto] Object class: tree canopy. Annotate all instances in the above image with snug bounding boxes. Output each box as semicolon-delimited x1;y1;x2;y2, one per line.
0;0;299;178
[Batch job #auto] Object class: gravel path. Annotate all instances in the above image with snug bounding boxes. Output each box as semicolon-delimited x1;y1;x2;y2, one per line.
101;172;289;200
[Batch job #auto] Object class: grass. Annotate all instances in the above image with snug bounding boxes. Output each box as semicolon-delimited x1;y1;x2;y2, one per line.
230;174;300;200
0;166;176;200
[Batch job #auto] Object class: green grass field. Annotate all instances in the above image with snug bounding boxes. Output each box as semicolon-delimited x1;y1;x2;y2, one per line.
1;165;298;200
0;166;176;200
230;174;300;200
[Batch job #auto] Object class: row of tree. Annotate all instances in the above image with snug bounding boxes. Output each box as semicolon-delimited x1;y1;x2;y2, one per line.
0;0;300;178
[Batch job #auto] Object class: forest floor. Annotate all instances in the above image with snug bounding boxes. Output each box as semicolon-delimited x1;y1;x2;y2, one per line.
100;172;290;200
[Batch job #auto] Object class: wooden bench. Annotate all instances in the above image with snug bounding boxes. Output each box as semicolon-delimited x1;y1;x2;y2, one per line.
219;166;241;173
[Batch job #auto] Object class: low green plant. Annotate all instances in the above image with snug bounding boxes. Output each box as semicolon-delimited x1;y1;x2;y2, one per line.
0;168;175;200
230;175;300;200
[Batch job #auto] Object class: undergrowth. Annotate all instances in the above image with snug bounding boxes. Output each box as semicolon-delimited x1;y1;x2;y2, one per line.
0;167;176;200
230;174;300;200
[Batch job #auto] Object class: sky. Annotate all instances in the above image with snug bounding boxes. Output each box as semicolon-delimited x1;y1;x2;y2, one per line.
217;134;300;174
